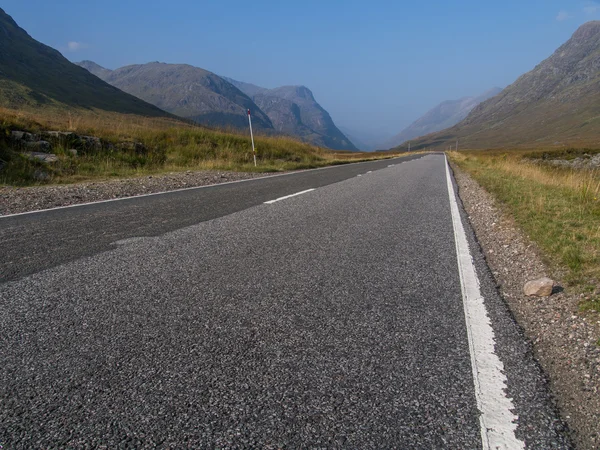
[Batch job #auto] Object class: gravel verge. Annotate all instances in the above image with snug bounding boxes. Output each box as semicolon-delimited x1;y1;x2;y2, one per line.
0;170;285;216
451;163;600;449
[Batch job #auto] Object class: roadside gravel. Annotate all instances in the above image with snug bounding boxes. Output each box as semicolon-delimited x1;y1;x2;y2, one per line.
451;163;600;449
0;170;283;216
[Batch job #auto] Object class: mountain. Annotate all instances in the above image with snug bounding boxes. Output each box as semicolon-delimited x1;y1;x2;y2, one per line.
384;88;502;149
406;21;600;150
0;9;169;117
226;78;358;151
77;60;113;80
222;77;267;98
77;62;273;130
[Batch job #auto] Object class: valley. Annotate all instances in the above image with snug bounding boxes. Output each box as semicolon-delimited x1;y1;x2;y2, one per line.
1;3;600;449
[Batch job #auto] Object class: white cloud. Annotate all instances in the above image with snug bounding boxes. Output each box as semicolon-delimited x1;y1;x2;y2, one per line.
583;1;600;15
67;41;87;52
556;10;571;21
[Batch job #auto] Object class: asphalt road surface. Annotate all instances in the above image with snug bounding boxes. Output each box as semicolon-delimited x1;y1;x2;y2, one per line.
1;154;571;448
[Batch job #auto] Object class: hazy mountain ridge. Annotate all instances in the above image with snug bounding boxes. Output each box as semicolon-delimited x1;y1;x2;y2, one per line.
77;61;273;130
406;21;600;149
226;79;358;151
385;88;502;149
0;9;169;118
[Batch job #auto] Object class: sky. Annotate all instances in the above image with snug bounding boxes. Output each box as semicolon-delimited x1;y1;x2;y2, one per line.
3;0;600;141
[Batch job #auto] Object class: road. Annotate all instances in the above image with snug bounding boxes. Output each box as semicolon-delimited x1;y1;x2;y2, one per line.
0;154;570;448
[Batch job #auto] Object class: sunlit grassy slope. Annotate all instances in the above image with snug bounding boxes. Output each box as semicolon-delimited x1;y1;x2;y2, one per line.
449;148;600;313
0;106;402;186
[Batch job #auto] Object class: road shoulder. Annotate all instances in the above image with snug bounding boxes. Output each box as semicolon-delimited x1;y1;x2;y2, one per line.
451;162;600;449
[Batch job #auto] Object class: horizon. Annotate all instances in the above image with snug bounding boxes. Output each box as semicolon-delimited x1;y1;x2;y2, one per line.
3;1;599;144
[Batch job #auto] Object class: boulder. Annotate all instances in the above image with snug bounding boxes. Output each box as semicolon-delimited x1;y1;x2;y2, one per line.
24;141;52;152
117;141;147;154
33;169;50;181
524;277;555;297
67;149;78;156
42;131;75;139
80;135;103;151
41;131;79;147
22;152;59;163
11;130;38;142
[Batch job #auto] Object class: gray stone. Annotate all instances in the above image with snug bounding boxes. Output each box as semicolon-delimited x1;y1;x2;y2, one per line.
80;136;103;151
524;277;555;297
33;169;50;182
42;131;75;139
67;149;78;156
117;141;147;153
24;141;52;153
22;152;59;163
11;131;37;142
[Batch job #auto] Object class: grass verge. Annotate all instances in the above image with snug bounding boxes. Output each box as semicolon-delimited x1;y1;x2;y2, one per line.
448;149;600;314
0;106;405;186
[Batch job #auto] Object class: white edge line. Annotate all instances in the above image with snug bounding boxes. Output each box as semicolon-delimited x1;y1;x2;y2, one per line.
264;189;315;204
444;155;524;450
0;155;418;219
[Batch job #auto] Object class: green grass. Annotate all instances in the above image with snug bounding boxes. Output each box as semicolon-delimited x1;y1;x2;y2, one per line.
449;149;600;315
0;107;404;186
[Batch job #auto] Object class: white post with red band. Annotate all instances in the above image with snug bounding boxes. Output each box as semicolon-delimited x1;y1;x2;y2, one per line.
248;109;257;167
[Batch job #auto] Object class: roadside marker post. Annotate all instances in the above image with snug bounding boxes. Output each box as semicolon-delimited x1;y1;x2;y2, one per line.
247;109;257;167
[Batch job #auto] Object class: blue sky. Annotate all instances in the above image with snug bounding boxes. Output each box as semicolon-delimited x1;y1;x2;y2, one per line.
3;1;599;139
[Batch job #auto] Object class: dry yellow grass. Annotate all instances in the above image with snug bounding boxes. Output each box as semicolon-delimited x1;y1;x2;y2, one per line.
449;149;600;313
449;151;600;203
0;106;408;185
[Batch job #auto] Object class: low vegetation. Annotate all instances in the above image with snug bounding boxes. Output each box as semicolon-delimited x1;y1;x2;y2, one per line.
0;107;402;186
449;148;600;313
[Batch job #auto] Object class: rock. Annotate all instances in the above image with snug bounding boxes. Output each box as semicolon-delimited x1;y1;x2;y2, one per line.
24;141;52;152
33;169;50;182
42;131;75;139
78;135;103;152
117;141;147;154
41;131;79;146
67;149;78;156
22;152;59;163
10;130;38;142
524;277;555;297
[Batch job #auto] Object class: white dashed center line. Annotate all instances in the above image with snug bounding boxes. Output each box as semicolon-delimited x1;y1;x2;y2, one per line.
264;189;315;204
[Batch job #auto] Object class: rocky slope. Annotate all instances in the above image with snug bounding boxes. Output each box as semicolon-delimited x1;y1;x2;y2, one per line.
384;88;502;149
78;62;273;130
226;78;357;151
0;9;169;118
406;21;600;150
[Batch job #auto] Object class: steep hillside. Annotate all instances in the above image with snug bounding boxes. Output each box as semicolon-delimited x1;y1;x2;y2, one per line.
406;22;600;150
228;79;357;151
78;62;273;130
222;77;267;98
384;88;502;148
0;8;169;117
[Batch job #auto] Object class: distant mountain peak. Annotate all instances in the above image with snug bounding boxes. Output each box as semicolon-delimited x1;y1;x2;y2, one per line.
268;85;316;102
0;10;169;117
383;87;502;149
291;86;314;100
228;78;357;151
572;20;600;39
77;61;272;130
406;23;600;149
